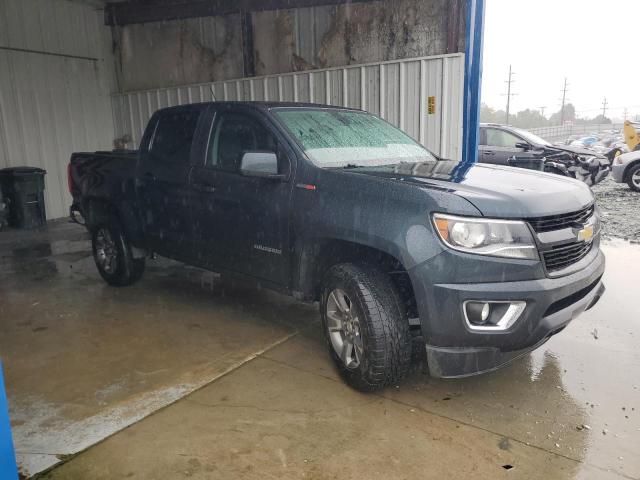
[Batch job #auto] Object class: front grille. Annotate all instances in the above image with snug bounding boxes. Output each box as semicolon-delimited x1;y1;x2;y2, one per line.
542;241;593;272
528;205;595;233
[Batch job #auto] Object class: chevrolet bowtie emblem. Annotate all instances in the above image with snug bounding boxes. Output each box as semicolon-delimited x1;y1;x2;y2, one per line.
577;224;594;242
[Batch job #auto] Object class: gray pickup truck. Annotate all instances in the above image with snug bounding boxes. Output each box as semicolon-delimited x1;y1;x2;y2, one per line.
69;102;605;391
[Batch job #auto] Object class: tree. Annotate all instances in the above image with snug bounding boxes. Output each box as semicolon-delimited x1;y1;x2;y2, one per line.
549;103;576;125
512;109;548;129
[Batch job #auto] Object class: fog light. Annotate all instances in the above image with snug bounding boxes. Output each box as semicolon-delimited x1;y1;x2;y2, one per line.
465;302;491;325
463;301;526;331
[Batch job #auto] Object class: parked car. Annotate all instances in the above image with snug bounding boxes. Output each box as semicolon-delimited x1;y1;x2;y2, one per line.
69;103;605;391
611;150;640;191
478;123;610;186
571;136;599;148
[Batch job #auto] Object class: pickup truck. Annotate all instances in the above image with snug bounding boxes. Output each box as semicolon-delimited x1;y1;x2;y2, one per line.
69;102;605;391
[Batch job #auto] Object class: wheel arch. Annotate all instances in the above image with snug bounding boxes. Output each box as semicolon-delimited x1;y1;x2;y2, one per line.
294;238;418;319
82;196;145;247
623;159;640;182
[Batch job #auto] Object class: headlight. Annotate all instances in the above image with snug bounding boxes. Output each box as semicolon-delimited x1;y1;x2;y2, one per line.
433;214;538;260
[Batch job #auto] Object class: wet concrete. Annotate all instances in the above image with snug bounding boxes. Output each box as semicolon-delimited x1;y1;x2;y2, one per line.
1;221;638;479
0;221;312;477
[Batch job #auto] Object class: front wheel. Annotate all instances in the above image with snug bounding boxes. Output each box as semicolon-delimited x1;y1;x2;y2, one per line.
92;220;145;286
627;163;640;192
321;263;411;391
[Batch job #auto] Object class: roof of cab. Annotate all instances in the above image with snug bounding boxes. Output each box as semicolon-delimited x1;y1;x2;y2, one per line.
157;101;363;113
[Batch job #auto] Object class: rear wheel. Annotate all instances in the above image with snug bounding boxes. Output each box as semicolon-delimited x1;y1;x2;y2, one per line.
321;263;411;391
626;163;640;192
92;220;145;286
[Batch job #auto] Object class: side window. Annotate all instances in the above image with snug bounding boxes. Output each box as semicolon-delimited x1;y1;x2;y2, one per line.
485;129;521;148
207;113;278;172
150;109;201;163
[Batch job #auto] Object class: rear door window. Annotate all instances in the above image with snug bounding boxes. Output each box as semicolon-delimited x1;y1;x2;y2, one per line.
150;109;201;163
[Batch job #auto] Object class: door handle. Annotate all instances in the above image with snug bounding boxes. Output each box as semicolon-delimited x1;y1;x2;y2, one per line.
192;183;217;193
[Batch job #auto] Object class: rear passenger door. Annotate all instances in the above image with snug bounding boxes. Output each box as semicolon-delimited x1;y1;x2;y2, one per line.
189;107;294;287
480;128;525;165
136;106;203;261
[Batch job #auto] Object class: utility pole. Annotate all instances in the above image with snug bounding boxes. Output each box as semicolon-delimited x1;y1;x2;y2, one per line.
559;77;568;125
623;107;628;121
601;97;608;119
503;65;516;124
539;106;546;117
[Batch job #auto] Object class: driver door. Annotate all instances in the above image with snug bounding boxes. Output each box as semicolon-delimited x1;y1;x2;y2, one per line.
481;128;525;165
189;108;294;287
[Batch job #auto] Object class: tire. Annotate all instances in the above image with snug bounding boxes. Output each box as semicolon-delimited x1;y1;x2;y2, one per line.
626;163;640;192
91;219;145;287
320;263;411;391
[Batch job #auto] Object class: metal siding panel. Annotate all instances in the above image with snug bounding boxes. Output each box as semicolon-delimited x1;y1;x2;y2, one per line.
281;75;294;102
0;1;8;47
445;55;464;161
404;60;421;141
424;57;443;154
251;79;264;101
296;73;310;103
111;53;465;167
310;71;325;103
328;70;343;106
385;63;400;127
0;5;116;219
346;68;361;109
265;77;279;101
364;66;380;115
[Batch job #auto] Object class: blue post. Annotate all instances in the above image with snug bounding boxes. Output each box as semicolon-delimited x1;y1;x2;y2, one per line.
460;0;486;166
0;363;18;480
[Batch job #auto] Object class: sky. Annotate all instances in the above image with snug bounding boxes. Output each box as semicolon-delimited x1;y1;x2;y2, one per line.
481;0;640;121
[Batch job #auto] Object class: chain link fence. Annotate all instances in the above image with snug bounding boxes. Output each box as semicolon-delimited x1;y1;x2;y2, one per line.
527;123;623;142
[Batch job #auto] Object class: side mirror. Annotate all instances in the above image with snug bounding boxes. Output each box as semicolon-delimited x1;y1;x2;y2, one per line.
239;151;287;180
515;142;531;150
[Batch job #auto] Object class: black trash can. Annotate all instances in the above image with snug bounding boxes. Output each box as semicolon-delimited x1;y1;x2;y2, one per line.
0;167;47;229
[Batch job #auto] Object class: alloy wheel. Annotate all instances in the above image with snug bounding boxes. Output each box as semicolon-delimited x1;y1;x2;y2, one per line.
326;289;364;369
95;228;118;274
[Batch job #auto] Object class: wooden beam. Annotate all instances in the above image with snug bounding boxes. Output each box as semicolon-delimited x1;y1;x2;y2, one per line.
105;0;378;26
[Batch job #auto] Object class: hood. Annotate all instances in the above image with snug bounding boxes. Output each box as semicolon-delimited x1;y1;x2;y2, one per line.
619;150;640;163
348;161;594;218
546;144;600;157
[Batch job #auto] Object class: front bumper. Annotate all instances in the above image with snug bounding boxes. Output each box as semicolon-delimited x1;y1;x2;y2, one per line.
611;163;626;183
411;248;605;378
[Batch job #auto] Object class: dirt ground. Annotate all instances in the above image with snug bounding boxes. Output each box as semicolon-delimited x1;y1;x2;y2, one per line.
592;177;640;242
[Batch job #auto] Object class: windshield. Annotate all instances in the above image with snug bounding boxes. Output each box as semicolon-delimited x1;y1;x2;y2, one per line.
512;127;552;147
273;108;437;168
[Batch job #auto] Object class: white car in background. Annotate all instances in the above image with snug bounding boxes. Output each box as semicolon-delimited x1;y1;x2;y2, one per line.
611;150;640;192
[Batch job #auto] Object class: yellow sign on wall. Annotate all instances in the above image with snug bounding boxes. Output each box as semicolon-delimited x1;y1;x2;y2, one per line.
428;96;436;115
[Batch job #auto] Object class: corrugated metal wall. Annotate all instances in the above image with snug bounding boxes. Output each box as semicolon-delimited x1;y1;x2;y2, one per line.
0;0;115;219
112;53;464;160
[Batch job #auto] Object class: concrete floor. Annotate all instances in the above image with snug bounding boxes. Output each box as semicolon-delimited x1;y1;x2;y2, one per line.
0;221;638;479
